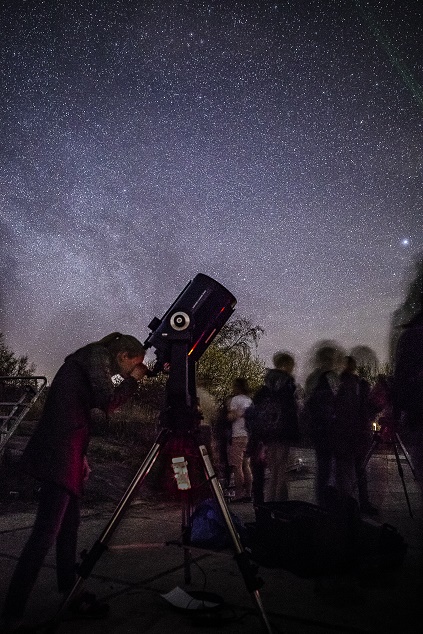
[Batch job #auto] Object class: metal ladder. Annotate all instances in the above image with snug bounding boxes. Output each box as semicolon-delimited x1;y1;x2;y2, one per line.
0;375;47;453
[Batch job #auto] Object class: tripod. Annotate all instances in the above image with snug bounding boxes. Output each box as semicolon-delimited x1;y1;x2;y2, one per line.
48;336;273;633
360;421;416;518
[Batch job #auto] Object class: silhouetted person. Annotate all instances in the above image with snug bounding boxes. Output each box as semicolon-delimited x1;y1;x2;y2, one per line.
1;333;148;633
247;437;267;506
393;306;423;495
253;352;300;503
392;260;423;581
196;378;218;460
368;374;397;438
245;388;266;506
337;355;378;516
214;399;232;486
389;254;423;365
304;343;343;507
227;377;253;502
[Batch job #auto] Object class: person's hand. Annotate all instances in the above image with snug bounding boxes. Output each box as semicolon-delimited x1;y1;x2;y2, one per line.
83;456;91;482
131;363;149;381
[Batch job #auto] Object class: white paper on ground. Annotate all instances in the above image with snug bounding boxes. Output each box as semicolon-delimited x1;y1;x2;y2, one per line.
160;586;219;610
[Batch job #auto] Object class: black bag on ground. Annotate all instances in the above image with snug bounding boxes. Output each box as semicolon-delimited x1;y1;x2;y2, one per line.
246;500;407;579
357;519;408;576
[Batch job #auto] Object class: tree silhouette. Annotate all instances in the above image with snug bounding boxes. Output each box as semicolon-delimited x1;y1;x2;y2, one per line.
0;333;35;376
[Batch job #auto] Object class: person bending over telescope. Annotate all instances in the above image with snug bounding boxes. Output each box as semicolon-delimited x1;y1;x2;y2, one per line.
1;333;148;633
2;275;274;634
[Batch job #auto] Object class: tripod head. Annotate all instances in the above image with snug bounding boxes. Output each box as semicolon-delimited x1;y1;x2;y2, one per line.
144;274;236;433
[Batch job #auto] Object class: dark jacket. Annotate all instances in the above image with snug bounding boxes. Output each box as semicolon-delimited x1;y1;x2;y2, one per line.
21;343;139;496
304;369;339;448
394;312;423;427
333;371;372;457
252;369;300;444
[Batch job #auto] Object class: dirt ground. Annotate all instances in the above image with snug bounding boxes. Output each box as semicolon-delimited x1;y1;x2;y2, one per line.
0;424;226;517
2;434;423;634
1;435;156;513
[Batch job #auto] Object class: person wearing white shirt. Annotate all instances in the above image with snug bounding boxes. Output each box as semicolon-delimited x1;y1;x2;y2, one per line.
227;377;253;502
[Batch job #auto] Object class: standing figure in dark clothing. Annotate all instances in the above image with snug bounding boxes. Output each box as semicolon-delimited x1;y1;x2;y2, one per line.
336;356;378;515
1;333;148;633
247;352;300;505
393;307;423;495
261;352;300;502
214;399;232;487
304;344;342;507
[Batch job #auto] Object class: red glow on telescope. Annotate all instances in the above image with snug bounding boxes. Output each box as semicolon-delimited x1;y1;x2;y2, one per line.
188;306;226;356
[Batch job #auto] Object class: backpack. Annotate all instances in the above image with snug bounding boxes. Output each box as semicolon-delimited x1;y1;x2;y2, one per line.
255;396;286;442
246;390;286;443
190;498;248;549
247;500;407;578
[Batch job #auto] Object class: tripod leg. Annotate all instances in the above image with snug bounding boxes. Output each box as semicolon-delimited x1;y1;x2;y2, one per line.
391;438;414;518
49;430;168;629
181;491;192;584
198;444;274;634
395;433;417;479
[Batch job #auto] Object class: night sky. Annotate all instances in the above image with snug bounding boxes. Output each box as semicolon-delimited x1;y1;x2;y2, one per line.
1;0;422;383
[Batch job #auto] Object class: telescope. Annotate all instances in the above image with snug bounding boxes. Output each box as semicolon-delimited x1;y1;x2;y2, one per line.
144;273;237;374
144;273;237;432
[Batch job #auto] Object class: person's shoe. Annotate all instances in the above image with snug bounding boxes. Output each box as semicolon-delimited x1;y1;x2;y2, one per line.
69;591;110;619
360;502;379;517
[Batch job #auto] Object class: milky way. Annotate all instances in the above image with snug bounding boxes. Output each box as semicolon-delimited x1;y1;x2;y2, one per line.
1;0;422;382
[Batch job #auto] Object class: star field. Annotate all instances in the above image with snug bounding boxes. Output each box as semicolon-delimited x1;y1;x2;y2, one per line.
1;0;422;382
